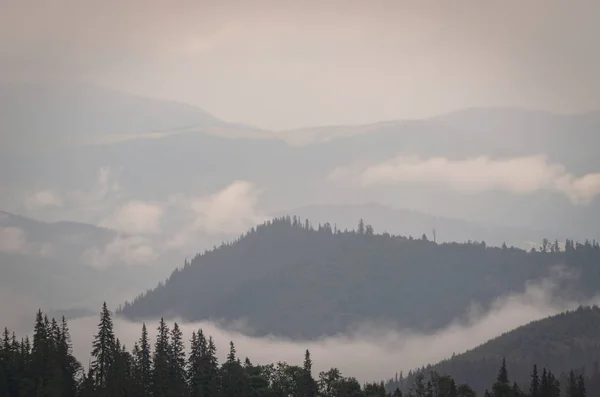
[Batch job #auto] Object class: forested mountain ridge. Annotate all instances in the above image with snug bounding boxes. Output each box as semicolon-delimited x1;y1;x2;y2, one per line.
387;306;600;395
119;216;600;339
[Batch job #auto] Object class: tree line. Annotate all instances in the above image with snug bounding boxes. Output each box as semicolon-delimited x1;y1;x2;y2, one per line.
0;303;593;397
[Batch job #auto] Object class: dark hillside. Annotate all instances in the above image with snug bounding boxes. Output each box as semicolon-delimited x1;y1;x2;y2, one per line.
387;306;600;395
119;217;600;338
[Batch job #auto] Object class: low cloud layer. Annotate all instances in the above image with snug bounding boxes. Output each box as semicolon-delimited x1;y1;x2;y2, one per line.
331;154;600;204
52;275;598;383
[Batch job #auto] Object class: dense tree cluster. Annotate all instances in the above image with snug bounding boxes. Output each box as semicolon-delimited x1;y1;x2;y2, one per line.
119;216;600;339
1;305;597;397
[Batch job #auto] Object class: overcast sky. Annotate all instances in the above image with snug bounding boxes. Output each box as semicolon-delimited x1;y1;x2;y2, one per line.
1;0;599;129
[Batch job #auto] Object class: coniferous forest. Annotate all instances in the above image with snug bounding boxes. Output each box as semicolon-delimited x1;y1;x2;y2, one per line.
1;303;598;397
120;217;600;339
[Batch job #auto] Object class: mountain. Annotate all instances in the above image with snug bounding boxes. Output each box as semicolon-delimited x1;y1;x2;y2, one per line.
0;211;174;331
277;203;567;248
387;306;600;395
1;83;599;241
119;217;600;339
0;81;224;153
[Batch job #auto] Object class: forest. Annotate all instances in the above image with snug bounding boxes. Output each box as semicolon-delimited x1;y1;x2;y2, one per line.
0;304;596;397
120;216;600;338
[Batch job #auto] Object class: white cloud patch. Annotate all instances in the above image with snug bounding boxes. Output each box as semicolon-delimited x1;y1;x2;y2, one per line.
331;154;600;204
102;200;164;235
189;181;265;234
61;275;600;384
83;234;158;269
167;181;266;248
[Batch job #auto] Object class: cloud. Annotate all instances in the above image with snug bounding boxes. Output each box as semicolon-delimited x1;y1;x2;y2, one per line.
166;181;266;248
0;227;28;253
189;181;265;233
82;234;158;269
24;189;63;210
24;166;120;219
102;200;164;235
59;274;599;384
331;154;600;204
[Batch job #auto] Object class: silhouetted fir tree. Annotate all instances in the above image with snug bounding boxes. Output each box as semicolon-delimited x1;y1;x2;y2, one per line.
153;318;171;396
187;331;202;397
169;322;188;396
300;349;317;397
31;310;51;395
91;302;116;393
357;219;365;235
492;358;511;397
133;323;152;397
529;364;540;397
221;341;247;397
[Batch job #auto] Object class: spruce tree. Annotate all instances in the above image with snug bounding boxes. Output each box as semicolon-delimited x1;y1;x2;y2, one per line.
169;322;188;396
153;318;171;396
302;349;317;397
91;302;116;392
134;323;152;397
492;358;511;397
529;364;540;397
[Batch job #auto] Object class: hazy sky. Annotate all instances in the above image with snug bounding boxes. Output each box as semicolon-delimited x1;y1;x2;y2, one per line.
1;0;599;129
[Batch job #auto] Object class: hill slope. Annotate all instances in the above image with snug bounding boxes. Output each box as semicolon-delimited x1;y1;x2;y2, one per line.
119;217;600;339
387;306;600;395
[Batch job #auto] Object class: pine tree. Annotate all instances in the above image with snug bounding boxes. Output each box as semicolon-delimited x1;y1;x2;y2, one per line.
169;322;188;396
153;318;171;396
529;364;540;397
492;358;511;397
31;310;51;395
187;331;202;397
91;302;117;392
134;323;152;397
301;349;317;397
